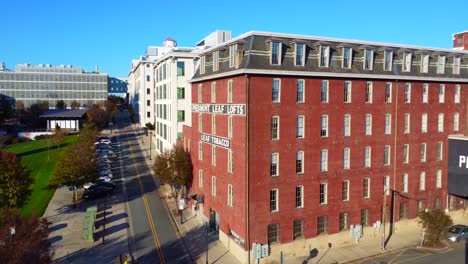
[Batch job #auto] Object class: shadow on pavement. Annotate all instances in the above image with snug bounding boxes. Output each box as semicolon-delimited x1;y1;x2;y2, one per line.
49;223;67;232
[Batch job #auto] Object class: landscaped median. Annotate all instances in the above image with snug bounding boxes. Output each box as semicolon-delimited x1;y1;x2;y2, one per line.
6;134;78;218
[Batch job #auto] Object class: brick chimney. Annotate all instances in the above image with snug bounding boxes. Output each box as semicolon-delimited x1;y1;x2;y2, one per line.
453;31;468;50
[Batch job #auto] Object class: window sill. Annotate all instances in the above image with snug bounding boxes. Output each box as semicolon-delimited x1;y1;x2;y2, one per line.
296;172;304;175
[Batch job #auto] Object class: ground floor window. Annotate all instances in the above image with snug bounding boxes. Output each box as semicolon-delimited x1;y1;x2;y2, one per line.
317;216;327;235
339;212;348;231
268;223;279;244
293;219;304;240
433;198;441;210
361;208;369;226
399;202;408;219
417;200;426;212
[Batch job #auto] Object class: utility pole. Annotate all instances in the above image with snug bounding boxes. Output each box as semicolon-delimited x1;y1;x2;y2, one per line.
382;187;387;250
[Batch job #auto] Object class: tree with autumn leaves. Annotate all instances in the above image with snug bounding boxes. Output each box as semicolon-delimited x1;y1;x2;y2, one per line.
0;151;32;209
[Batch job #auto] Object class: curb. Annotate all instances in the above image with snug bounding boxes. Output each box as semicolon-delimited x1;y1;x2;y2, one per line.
342;242;419;264
415;239;451;252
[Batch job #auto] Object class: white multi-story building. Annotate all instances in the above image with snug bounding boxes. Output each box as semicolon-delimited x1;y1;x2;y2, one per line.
128;59;156;125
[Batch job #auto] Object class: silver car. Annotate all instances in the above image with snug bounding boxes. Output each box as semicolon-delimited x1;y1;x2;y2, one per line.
447;225;468;242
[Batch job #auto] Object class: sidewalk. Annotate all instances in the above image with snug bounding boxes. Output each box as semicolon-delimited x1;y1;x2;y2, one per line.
136;124;240;264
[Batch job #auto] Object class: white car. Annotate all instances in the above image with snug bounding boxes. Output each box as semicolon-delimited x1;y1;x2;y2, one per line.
98;176;112;182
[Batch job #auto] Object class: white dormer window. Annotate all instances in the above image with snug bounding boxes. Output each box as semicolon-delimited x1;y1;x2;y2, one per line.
403;52;412;72
453;57;461;75
437;55;446;74
342;47;352;69
213;51;219;72
271;42;281;65
421;54;429;73
229;44;237;68
364;49;374;70
384;50;393;71
200;55;206;74
295;43;305;66
319;46;330;67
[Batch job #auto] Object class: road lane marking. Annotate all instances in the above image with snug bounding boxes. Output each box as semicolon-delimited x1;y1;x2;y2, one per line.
128;140;166;264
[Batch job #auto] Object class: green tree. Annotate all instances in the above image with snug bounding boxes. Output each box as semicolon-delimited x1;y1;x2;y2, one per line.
418;209;453;247
0;95;14;125
0;208;53;263
53;124;65;150
86;104;109;129
0;150;32;208
55;100;67;109
70;100;81;109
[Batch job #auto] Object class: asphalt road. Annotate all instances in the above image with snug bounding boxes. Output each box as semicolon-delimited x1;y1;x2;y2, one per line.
115;112;191;264
359;240;467;264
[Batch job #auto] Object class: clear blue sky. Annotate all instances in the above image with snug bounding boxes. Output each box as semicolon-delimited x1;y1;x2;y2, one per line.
1;0;466;77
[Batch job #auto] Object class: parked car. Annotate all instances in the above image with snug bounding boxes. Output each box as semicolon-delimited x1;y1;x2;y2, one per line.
98;176;112;182
83;181;116;190
447;225;468;242
82;186;114;200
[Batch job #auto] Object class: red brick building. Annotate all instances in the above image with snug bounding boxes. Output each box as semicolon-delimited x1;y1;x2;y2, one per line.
453;31;468;50
186;31;468;262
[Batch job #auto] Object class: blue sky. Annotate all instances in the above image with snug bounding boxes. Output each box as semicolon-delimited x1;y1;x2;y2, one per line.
1;0;466;77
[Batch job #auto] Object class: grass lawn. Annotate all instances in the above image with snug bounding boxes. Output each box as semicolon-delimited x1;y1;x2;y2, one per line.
6;134;78;218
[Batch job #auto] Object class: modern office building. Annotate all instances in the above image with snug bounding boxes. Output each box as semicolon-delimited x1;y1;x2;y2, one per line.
0;63;108;108
186;31;468;262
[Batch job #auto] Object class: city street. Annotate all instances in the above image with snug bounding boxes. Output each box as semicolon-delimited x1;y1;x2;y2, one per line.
115;111;191;263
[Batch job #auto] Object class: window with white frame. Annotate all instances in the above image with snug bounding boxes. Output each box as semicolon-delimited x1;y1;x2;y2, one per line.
455;84;460;104
271;116;279;140
198;169;203;188
272;79;281;103
227;184;233;207
365;81;373;103
227;80;233;103
454;113;460;132
296;151;304;174
212;176;217;196
343;148;350;169
437;141;443;161
297;80;304;103
363;177;370;199
453;57;461;75
439;84;445;103
384;175;390;196
342;180;350;201
229;45;237;68
419;172;426;191
344;81;352;103
422;83;428;103
211;146;216;166
403;52;412;72
317;216;327;234
295;43;305;66
271;42;281;65
320;183;328;205
421;143;427;162
198;142;203;160
344;114;351;137
228;116;233;138
385;82;392;103
321;80;329;103
385;114;392;135
436;169;442;189
211;82;216;103
365;114;372;135
297;116;304;138
402;174;408;193
421;54;429;73
364;49;374;70
343;47;352;69
403;144;409;164
320;149;328;172
296;186;304;208
339;212;348;231
438;113;444;132
384;50;393;71
404;83;411;103
404;113;410;134
320;115;328;137
213;51;219;71
319;46;330;67
198;114;202;132
228;150;233;173
270;153;279;176
384;145;391;166
421;113;428;133
198;84;202;103
364;146;371;168
270;189;278;212
200;55;206;74
268;223;279;243
437;55;446;74
212;114;216;134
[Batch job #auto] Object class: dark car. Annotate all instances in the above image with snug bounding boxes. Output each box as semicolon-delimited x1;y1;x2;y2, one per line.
82;186;114;200
90;181;117;190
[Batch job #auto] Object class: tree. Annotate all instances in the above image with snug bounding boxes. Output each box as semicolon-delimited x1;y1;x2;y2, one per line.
418;209;453;247
70;101;81;110
0;208;53;263
0;95;14;125
0;150;32;209
53;124;65;150
86;104;109;129
55;100;67;109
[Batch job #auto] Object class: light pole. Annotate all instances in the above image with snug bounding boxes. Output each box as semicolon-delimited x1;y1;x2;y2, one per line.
149;131;152;160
